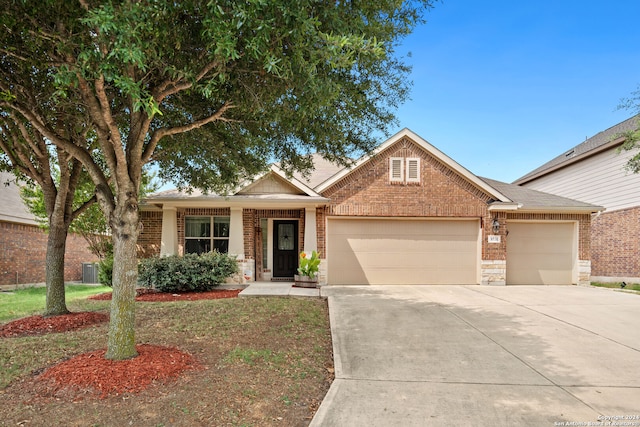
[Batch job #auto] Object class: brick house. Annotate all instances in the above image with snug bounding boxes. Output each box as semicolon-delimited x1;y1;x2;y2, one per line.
514;116;640;283
140;129;602;286
0;172;98;286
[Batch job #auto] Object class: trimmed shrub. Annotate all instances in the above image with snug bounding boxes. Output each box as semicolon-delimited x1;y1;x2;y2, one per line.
98;253;114;287
138;251;238;293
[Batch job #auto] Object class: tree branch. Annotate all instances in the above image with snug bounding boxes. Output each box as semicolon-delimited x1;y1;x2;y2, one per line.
71;193;97;222
154;61;220;102
142;102;235;164
2;100;111;205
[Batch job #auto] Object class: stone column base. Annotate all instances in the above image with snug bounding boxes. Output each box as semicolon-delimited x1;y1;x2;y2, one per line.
481;260;506;286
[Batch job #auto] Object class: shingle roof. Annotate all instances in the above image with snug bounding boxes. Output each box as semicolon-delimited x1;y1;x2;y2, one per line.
514;115;640;184
0;171;38;225
481;177;603;212
290;153;347;189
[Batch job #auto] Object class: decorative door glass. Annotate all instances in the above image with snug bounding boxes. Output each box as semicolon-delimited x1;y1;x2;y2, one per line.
278;223;295;250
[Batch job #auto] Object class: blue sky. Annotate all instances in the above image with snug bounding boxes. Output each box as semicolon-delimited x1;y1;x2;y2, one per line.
393;0;640;182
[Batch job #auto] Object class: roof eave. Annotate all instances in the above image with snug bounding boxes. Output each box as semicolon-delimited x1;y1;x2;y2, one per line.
142;195;330;210
488;203;521;211
514;136;626;185
513;205;605;214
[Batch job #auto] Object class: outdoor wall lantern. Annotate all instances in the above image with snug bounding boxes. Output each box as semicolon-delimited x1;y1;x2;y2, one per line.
491;218;500;234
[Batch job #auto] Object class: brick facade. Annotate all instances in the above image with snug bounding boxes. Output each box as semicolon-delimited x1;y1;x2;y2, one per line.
138;211;163;258
323;138;493;219
0;221;98;286
591;206;640;279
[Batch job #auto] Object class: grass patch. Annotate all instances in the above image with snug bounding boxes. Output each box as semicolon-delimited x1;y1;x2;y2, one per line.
591;282;640;293
224;347;286;366
0;284;111;321
0;296;333;426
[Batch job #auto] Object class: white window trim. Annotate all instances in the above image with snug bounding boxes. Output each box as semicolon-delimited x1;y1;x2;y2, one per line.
390;157;404;182
406;157;420;183
184;215;230;254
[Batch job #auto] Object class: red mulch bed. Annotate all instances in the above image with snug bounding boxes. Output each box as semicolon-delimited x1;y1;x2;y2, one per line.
1;288;239;401
39;344;201;399
0;311;109;338
88;288;242;301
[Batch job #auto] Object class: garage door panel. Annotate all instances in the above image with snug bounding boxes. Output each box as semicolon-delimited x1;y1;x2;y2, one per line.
327;219;479;285
341;237;477;253
507;222;574;285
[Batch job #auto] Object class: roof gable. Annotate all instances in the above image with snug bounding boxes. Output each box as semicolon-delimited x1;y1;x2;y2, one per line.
235;165;323;197
237;172;304;195
316;128;511;202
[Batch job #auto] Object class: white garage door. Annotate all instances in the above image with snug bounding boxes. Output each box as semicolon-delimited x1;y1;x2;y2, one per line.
506;222;575;285
327;218;479;285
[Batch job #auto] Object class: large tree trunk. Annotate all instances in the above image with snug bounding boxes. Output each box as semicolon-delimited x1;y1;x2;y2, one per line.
105;193;141;360
44;220;70;317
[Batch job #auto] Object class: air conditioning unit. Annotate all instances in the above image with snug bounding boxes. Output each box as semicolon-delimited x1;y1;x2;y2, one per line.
82;262;99;284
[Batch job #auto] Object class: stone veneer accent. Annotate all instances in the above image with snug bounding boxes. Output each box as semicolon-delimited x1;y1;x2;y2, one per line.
577;260;591;286
481;260;506;286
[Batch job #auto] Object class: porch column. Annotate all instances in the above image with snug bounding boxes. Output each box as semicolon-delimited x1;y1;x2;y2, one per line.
160;207;178;256
228;207;244;258
304;207;317;253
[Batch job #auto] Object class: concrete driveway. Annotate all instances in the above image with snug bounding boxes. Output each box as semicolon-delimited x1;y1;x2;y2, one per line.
310;285;640;426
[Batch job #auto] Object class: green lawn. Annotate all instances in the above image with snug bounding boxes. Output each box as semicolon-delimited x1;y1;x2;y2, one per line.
0;295;333;426
0;284;111;321
591;282;640;293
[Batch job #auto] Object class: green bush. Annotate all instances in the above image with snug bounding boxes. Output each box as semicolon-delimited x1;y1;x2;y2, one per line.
138;251;238;293
98;253;114;287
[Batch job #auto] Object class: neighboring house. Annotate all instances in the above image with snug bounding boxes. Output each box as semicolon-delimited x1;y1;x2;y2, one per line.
514;116;640;283
139;129;602;286
0;171;97;286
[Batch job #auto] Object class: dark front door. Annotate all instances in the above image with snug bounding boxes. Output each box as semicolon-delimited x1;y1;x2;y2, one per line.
273;220;298;278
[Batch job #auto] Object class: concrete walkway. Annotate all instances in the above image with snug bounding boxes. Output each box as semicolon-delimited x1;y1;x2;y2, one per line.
310;285;640;426
239;281;321;298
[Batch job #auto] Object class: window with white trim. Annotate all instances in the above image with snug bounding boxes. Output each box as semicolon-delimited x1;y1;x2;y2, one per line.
390;157;404;182
184;216;230;254
406;158;420;183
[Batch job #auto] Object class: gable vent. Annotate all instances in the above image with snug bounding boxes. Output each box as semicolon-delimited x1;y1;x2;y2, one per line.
390;157;404;182
406;158;420;182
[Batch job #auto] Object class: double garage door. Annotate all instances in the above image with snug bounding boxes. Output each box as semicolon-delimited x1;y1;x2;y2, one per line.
327;218;479;285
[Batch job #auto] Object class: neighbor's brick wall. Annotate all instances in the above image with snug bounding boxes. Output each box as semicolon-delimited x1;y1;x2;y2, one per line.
0;221;98;286
138;211;162;258
591;206;640;278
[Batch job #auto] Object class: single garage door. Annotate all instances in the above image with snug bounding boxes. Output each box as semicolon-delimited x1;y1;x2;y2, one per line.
506;222;575;285
327;218;479;285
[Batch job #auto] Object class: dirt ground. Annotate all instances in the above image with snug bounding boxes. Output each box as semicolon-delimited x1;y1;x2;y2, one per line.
0;290;333;426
